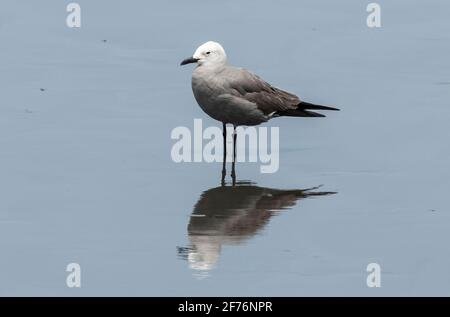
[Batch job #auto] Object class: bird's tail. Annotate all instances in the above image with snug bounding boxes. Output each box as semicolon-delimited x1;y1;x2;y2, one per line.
281;101;340;118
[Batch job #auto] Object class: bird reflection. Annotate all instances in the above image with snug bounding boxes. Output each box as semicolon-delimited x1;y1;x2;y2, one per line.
177;181;336;271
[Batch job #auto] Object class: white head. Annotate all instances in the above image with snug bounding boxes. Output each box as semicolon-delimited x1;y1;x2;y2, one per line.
180;41;227;67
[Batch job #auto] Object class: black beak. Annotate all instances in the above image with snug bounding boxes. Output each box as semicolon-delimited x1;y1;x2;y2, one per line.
180;57;199;66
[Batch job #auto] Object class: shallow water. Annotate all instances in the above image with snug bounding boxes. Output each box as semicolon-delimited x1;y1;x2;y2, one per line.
1;1;450;296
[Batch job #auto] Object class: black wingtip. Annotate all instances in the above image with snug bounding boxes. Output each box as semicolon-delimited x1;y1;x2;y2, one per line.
299;101;340;111
279;109;326;118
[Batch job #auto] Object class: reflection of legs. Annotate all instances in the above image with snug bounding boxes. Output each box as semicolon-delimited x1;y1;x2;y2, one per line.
231;125;237;184
221;122;226;185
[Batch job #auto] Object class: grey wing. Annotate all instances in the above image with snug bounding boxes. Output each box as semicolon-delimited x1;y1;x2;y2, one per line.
225;68;300;115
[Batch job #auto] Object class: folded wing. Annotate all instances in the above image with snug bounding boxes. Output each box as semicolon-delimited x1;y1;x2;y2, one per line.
226;68;339;117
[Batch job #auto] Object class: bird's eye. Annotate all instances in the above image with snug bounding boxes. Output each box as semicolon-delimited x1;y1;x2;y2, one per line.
206;51;211;55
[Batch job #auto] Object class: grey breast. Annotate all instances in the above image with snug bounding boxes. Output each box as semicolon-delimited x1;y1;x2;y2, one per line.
192;65;284;126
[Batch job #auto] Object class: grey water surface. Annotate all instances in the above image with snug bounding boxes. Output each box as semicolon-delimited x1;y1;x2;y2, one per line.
0;1;450;296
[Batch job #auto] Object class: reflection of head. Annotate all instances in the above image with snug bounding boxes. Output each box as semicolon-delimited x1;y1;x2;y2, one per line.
187;235;221;271
179;182;336;271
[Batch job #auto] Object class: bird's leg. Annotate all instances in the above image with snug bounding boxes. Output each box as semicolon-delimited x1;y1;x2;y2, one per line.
231;125;237;184
221;122;227;186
